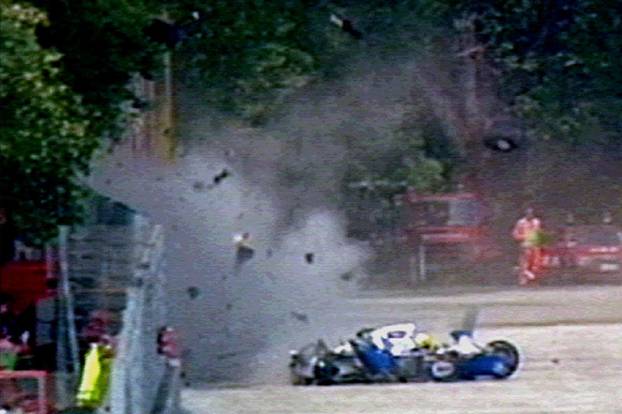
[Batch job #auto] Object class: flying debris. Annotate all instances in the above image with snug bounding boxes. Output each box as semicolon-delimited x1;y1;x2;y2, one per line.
145;11;206;49
602;210;613;224
233;232;255;275
305;253;314;264
180;371;191;387
186;286;200;300
216;351;239;360
329;14;363;39
213;169;231;185
224;149;236;159
192;180;206;191
340;272;354;281
291;311;309;323
483;136;519;152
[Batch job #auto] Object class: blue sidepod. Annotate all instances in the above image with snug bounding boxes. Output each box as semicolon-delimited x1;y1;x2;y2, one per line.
458;354;513;379
351;340;398;376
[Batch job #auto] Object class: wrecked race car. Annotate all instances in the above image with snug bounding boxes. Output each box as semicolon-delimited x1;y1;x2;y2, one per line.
288;324;520;385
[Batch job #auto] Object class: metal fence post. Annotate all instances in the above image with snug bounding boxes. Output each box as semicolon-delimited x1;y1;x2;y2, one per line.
106;218;178;414
56;225;81;403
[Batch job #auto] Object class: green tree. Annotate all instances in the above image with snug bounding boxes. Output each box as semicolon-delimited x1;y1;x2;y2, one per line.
169;0;318;123
446;0;622;142
27;0;166;140
168;0;458;123
0;1;99;243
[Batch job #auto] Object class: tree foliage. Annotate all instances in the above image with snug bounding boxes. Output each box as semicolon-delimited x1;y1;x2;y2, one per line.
169;0;319;122
170;0;622;143
447;0;622;142
4;0;620;241
168;0;458;123
1;0;172;243
0;1;100;243
28;0;166;140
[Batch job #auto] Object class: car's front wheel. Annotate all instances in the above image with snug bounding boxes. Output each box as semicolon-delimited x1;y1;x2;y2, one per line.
313;360;339;385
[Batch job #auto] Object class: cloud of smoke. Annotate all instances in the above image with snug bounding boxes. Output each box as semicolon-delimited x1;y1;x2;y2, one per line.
90;48;520;383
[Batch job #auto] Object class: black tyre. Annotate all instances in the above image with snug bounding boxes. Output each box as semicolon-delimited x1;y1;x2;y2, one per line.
487;340;520;378
314;361;339;385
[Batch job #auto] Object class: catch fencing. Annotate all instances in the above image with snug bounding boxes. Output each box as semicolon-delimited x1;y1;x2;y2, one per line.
106;215;180;414
54;207;180;413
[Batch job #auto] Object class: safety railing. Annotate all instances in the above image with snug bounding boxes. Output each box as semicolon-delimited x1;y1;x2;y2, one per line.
106;217;180;414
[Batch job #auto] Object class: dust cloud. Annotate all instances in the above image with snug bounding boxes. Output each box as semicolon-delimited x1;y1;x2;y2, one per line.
90;42;622;384
89;54;439;383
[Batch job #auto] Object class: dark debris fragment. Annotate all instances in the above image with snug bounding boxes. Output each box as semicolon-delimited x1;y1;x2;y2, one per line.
186;286;200;299
216;351;238;360
330;14;363;39
213;168;230;185
193;180;206;191
340;272;354;281
305;253;314;264
291;311;309;323
483;136;519;152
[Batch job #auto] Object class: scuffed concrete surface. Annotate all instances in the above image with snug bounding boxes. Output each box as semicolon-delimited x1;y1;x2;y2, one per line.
182;285;622;413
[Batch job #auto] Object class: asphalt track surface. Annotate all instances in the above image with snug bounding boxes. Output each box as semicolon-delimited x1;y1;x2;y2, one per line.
181;283;622;414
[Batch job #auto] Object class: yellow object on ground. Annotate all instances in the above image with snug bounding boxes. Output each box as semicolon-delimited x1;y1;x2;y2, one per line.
76;344;113;408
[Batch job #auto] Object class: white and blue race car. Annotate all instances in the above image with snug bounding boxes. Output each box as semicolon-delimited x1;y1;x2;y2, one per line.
289;323;520;385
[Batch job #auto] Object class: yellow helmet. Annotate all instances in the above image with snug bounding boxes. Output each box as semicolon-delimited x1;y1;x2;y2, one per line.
414;333;438;349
